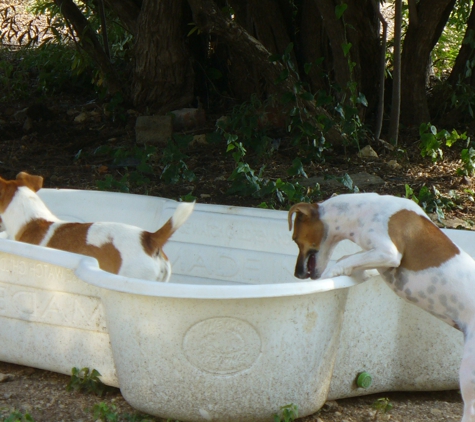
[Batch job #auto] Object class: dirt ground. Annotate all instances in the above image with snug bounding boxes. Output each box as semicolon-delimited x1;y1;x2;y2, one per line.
0;361;465;422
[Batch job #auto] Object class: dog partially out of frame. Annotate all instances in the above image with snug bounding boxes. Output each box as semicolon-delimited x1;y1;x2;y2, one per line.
0;172;194;282
288;192;475;422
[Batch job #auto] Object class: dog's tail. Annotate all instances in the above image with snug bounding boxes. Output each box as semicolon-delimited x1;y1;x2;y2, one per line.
143;202;195;256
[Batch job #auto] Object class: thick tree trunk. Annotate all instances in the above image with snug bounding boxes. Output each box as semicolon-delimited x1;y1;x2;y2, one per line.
400;0;456;127
131;0;194;113
187;0;344;145
227;0;294;99
299;0;329;93
307;0;379;115
447;2;475;88
313;0;351;98
345;0;380;109
103;0;141;35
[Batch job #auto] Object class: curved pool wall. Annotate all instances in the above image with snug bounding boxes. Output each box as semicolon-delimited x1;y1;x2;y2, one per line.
0;189;465;421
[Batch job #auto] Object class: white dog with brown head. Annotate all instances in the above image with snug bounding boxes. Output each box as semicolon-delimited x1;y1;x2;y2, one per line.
289;193;475;422
0;172;194;282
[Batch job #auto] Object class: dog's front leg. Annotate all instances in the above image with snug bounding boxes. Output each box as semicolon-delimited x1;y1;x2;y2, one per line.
315;239;339;278
319;247;401;279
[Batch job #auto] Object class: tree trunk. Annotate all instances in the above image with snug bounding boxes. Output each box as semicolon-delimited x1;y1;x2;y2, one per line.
103;0;141;35
388;0;402;144
400;0;456;127
131;0;194;113
447;2;475;87
299;0;329;93
187;0;344;145
345;0;380;110
227;0;294;99
313;0;352;99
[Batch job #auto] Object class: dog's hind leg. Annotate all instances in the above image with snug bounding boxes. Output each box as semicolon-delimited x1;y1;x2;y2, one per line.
460;324;475;422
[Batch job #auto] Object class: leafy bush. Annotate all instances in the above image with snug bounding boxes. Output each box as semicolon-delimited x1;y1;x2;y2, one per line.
273;404;298;422
66;367;112;397
221;130;320;207
418;122;467;162
458;147;475;176
371;397;393;418
0;0;133;100
160;136;196;184
95;145;157;193
90;403;158;422
405;184;459;221
0;411;35;422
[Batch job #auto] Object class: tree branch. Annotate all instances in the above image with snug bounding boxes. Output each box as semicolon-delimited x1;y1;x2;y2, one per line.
54;0;121;94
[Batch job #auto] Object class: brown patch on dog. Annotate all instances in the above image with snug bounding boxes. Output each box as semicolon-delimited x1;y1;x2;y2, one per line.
288;203;325;278
388;210;460;271
141;218;177;259
16;172;43;192
288;203;325;248
17;218;53;243
0;172;44;214
0;178;20;214
46;223;122;274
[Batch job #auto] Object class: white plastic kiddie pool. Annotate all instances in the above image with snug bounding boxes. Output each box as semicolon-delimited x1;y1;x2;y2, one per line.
0;189;465;421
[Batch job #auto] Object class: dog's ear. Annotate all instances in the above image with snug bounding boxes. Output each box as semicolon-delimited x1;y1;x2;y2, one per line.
0;177;7;199
288;203;319;231
16;172;44;192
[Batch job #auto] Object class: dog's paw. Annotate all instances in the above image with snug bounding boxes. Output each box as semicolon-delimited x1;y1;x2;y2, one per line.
352;269;379;281
320;265;351;279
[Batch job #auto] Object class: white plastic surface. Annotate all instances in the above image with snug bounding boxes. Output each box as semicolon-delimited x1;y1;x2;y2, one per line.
0;188;466;421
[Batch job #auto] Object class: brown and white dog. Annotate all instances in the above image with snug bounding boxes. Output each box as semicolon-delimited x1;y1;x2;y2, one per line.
289;193;475;422
0;172;194;282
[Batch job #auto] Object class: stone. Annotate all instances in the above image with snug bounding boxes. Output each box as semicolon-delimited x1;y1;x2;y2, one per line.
430;408;443;416
437;217;474;230
300;171;385;189
170;108;206;131
14;107;28;123
74;112;88;123
323;400;339;411
190;134;208;146
22;117;33;132
358;145;378;158
387;159;402;169
135;115;173;145
0;373;13;383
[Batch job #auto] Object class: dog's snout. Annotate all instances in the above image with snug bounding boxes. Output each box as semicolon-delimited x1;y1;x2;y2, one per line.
294;269;310;279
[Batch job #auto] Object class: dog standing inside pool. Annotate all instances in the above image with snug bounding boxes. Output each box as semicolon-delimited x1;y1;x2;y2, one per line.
0;172;194;282
288;192;475;422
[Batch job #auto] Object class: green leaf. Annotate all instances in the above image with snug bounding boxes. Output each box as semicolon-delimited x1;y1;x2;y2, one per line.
299;91;314;101
335;3;348;19
284;43;294;56
342;42;352;57
339;173;359;192
206;67;223;80
287;158;308;178
357;92;368;107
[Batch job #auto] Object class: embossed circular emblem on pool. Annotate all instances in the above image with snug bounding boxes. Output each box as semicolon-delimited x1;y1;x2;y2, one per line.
183;317;261;374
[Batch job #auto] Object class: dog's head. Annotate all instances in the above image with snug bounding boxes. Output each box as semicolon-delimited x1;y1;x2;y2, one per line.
288;202;325;279
0;172;43;214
